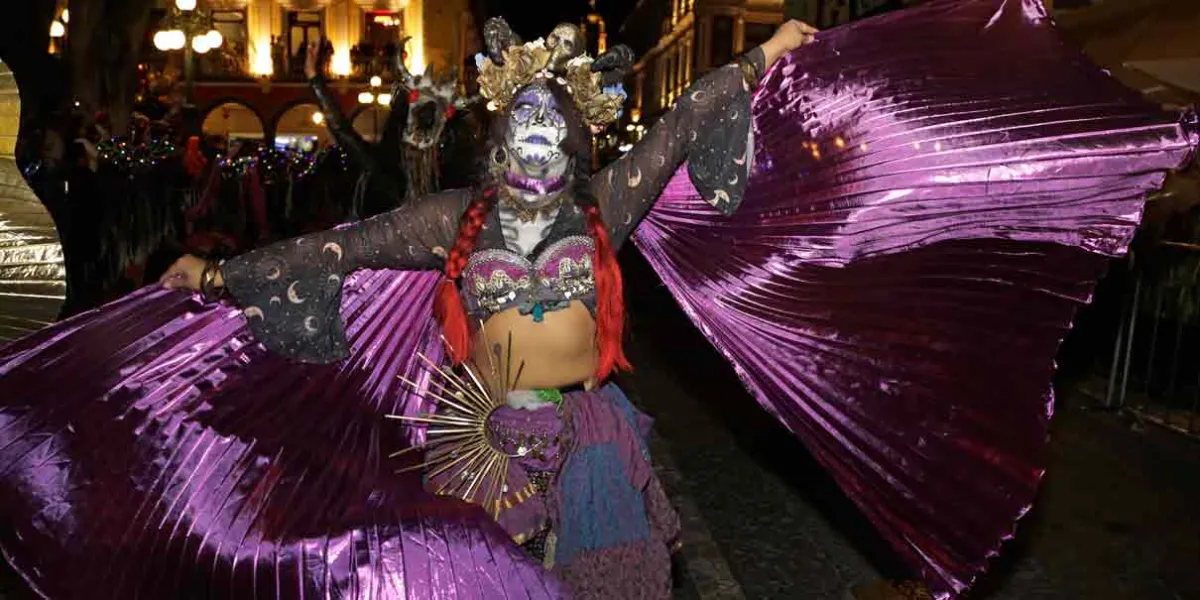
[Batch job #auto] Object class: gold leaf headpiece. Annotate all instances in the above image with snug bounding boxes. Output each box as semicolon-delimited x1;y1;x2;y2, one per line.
475;21;631;129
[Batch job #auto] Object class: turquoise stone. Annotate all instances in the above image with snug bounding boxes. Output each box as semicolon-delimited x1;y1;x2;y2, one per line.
531;302;545;323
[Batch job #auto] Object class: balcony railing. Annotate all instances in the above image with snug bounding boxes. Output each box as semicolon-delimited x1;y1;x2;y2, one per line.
176;42;407;83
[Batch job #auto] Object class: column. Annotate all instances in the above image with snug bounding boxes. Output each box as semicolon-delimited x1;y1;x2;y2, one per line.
734;13;745;54
407;0;425;72
247;0;275;75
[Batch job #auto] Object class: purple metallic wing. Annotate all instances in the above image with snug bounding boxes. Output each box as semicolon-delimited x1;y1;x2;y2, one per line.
633;0;1197;597
0;270;560;598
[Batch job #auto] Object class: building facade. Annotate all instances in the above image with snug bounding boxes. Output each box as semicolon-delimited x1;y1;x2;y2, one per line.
621;0;786;130
140;0;480;144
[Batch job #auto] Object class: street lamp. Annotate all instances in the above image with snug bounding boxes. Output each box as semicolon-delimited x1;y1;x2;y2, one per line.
357;77;386;140
153;0;223;104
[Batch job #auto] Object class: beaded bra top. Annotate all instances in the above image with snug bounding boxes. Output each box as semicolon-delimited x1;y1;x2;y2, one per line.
461;236;596;322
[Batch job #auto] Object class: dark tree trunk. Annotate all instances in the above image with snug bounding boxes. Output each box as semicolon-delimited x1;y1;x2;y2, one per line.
67;0;154;134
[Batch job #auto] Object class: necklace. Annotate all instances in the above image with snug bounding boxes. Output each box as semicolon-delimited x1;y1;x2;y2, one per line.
498;185;566;223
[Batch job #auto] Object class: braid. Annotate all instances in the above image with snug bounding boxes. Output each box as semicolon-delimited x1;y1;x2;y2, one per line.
434;188;496;364
572;156;632;380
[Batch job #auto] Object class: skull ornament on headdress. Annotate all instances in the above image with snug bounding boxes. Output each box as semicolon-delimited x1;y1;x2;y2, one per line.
475;18;634;129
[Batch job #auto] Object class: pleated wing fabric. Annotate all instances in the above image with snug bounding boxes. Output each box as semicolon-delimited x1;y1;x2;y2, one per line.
0;270;561;599
633;0;1197;597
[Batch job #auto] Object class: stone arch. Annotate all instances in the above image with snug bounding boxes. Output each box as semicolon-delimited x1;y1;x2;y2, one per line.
350;104;393;142
200;99;267;141
270;99;332;149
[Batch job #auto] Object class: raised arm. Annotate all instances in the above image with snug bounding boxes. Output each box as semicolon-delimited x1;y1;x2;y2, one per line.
595;21;816;247
306;42;376;172
162;189;472;363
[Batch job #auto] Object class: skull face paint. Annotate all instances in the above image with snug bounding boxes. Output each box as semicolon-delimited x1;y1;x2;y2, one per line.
506;84;568;176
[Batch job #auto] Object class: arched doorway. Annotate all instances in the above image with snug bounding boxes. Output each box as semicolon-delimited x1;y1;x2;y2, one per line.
352;105;392;142
273;102;331;151
201;102;265;142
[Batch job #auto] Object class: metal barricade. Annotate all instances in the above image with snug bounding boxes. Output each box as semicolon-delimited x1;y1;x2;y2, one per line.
1105;242;1200;437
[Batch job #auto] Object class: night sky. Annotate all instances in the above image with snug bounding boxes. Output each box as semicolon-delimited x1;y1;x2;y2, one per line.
479;0;641;45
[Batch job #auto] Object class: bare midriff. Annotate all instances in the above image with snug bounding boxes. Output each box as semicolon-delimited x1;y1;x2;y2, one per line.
471;301;598;393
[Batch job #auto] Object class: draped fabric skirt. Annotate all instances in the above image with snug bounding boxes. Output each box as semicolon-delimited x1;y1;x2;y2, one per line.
434;385;682;600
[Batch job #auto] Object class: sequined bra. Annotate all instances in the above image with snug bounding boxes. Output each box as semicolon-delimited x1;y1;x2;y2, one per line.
462;236;596;321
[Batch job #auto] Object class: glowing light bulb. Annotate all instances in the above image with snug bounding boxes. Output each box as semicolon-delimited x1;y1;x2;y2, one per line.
50;21;65;38
166;30;186;50
358;92;375;104
193;35;213;54
60;9;68;23
175;0;197;11
205;30;223;48
370;75;383;88
312;112;325;125
377;93;393;106
153;30;170;50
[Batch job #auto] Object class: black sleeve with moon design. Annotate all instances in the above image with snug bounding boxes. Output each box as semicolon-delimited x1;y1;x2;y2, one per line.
592;48;763;248
220;189;472;363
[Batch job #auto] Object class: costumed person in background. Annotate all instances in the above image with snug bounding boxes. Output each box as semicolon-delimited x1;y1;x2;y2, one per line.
0;2;1196;599
306;38;472;220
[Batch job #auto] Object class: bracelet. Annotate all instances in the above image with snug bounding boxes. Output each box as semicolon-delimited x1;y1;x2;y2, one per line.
200;259;226;302
736;55;763;90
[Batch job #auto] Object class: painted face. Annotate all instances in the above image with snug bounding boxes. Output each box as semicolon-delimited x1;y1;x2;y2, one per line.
506;85;568;174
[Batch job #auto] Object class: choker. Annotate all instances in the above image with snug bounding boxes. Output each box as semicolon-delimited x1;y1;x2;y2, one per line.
499;184;568;223
499;184;568;224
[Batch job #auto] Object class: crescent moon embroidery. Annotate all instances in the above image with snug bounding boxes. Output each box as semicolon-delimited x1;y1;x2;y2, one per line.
266;267;282;280
328;274;342;286
270;296;282;306
628;167;642;188
691;90;706;102
729;174;740;185
243;306;264;320
431;246;447;258
287;281;306;304
655;155;666;168
690;131;698;142
734;149;748;166
304;316;319;333
731;110;739;120
623;213;633;226
713;189;731;206
322;242;344;261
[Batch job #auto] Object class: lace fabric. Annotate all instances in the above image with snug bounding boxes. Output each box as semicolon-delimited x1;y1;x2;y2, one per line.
221;50;762;362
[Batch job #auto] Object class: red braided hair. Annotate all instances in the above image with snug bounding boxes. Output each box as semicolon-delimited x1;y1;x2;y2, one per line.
583;204;631;380
433;188;495;363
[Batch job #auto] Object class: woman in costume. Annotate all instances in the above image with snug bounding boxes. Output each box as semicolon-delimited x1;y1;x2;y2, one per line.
159;17;811;597
0;1;1195;598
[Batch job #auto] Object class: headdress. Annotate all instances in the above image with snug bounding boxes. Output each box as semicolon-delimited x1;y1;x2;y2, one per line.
395;36;473;115
475;18;635;129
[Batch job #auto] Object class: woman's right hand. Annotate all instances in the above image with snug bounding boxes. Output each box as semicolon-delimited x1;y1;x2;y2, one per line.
159;254;210;291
